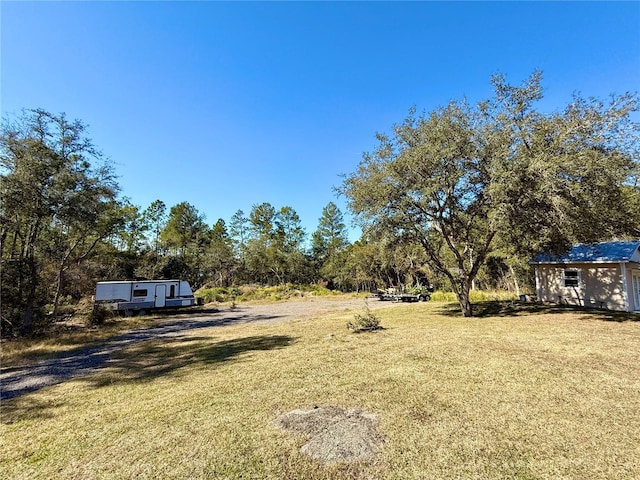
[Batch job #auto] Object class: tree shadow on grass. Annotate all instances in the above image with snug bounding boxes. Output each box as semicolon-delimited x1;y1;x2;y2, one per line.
1;395;67;425
1;307;285;369
436;301;639;322
1;334;294;424
89;334;295;387
1;313;288;402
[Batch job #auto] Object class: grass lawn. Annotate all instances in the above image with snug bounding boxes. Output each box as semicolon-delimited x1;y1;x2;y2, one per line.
2;302;639;479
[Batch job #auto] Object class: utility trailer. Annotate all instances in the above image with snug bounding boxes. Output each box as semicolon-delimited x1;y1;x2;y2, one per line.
373;287;432;303
94;280;196;315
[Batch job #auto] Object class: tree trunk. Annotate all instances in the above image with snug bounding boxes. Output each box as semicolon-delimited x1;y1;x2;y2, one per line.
52;265;65;317
0;228;7;259
456;279;474;317
52;249;74;317
22;303;34;336
21;257;38;335
509;265;520;297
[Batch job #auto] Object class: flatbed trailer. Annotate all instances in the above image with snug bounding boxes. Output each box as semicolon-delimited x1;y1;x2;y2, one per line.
373;291;431;302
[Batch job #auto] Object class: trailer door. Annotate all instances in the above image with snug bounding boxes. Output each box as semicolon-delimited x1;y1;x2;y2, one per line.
155;284;166;308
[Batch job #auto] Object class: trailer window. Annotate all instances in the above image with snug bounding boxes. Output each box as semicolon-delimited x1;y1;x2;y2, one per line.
133;289;148;297
169;285;175;298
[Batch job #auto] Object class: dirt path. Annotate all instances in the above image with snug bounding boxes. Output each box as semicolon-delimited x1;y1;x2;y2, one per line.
1;297;394;401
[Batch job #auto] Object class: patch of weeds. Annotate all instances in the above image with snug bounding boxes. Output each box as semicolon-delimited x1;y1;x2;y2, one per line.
198;287;230;303
87;305;115;326
197;284;346;304
347;303;383;332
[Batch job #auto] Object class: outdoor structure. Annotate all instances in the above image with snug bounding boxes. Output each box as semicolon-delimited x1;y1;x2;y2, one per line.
531;241;640;312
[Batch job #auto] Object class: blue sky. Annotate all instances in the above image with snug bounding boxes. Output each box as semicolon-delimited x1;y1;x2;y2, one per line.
2;1;639;242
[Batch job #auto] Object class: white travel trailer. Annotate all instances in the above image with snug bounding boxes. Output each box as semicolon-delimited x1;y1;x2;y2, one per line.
94;279;196;315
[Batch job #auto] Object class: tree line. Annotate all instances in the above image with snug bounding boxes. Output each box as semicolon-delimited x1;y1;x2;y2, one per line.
2;72;638;333
0;109;439;335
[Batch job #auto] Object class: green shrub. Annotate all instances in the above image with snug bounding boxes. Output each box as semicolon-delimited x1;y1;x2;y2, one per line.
430;291;458;302
197;287;233;303
88;305;114;326
429;289;518;303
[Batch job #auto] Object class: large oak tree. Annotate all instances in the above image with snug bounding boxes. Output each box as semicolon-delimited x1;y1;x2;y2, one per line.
341;73;639;316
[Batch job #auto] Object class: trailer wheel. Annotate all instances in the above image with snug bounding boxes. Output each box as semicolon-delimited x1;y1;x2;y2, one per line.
124;309;134;317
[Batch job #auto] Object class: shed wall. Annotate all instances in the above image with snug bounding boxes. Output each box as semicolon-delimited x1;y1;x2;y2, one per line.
537;263;626;311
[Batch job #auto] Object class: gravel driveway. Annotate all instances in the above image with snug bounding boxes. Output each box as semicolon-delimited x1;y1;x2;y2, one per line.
1;297;394;401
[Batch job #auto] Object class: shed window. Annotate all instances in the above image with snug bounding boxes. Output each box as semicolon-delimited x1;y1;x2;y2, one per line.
133;289;148;297
562;270;580;288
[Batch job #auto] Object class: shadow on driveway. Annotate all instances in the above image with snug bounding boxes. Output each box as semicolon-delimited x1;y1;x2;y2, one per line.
1;306;292;402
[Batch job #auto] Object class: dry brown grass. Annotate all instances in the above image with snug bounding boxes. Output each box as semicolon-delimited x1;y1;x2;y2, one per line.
0;315;160;366
2;302;639;479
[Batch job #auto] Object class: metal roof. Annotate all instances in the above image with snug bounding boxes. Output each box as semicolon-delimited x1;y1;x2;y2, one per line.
533;241;640;264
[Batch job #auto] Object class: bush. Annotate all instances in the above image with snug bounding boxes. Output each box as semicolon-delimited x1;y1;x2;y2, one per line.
430;291;458;302
429;289;518;303
88;304;114;326
197;287;232;303
347;303;382;332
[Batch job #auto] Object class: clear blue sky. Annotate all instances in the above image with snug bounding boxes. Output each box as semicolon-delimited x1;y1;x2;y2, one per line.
2;1;639;242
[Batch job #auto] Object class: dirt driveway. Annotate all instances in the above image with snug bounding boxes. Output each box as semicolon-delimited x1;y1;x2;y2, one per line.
1;297;395;401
